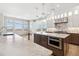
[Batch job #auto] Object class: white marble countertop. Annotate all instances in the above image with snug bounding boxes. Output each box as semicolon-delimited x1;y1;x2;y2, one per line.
34;32;70;39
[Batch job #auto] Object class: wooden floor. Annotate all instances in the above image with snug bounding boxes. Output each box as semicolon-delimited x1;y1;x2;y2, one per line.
0;34;79;56
0;34;52;56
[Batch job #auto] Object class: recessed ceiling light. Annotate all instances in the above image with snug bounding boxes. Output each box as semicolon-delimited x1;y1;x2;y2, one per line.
56;4;60;8
51;8;55;11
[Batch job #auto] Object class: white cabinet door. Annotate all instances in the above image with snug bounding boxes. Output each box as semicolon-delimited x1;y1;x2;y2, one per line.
68;16;74;27
68;15;79;27
73;15;79;27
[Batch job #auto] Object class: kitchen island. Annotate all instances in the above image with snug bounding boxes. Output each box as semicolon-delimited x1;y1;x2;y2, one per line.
34;32;70;56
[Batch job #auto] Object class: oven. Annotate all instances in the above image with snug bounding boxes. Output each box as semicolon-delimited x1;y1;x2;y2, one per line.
48;37;62;49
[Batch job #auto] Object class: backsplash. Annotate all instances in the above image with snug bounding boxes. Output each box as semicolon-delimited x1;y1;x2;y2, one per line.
55;23;68;31
67;27;79;33
47;27;79;34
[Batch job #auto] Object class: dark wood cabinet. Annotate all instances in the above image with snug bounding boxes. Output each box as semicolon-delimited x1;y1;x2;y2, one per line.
40;35;48;48
34;33;79;56
72;34;79;45
34;34;48;48
34;34;41;44
34;34;68;56
66;34;79;45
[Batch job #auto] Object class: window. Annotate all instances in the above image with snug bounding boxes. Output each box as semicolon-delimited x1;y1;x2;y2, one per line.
23;22;28;30
30;20;47;30
5;17;28;30
5;19;14;29
14;20;23;29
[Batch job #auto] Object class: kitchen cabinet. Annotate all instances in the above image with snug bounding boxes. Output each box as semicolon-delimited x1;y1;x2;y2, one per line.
54;17;68;24
68;15;79;27
40;35;48;48
34;33;69;56
65;33;79;45
54;17;68;31
34;34;48;48
34;34;41;44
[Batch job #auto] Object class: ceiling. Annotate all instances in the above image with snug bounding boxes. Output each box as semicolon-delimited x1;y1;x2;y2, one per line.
0;3;79;20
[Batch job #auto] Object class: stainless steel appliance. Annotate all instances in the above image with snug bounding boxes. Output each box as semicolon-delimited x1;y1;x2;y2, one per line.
48;37;62;49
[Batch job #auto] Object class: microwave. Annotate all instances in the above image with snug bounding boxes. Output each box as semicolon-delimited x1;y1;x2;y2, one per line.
48;37;62;49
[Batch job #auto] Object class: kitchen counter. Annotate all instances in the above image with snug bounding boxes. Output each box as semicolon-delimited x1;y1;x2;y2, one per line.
34;31;79;56
34;32;70;56
34;32;70;39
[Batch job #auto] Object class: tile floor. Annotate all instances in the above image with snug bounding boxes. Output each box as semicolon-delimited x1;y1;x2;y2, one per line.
0;34;52;56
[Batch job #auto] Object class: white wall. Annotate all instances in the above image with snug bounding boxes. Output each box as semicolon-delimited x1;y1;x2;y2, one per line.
68;15;79;27
0;13;4;29
0;13;6;34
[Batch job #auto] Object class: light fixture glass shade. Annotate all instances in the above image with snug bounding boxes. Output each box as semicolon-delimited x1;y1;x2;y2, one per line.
68;11;72;16
34;3;53;20
46;18;49;20
58;15;60;18
52;16;54;19
61;14;64;18
43;20;47;22
64;13;67;17
54;16;57;19
74;10;78;15
56;4;60;8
